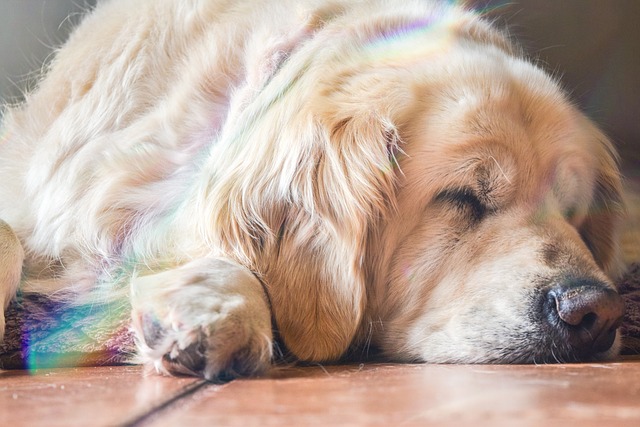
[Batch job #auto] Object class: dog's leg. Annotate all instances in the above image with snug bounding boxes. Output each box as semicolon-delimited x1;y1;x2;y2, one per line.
131;257;273;381
0;219;24;340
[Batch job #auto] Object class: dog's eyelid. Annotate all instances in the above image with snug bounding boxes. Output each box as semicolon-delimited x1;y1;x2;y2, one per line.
434;187;489;220
435;186;473;200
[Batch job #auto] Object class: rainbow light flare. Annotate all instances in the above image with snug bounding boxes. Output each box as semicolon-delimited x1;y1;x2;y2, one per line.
20;295;133;372
17;264;136;372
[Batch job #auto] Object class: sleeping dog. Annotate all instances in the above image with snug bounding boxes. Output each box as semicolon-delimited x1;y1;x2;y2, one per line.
0;0;625;379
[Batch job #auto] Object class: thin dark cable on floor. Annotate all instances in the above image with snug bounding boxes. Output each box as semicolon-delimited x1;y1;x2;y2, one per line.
117;380;211;427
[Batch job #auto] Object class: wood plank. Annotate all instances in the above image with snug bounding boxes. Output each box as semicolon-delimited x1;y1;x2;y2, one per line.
149;358;640;427
0;365;203;426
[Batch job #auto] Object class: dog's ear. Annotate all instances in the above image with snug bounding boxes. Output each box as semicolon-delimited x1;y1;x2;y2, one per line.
317;113;402;226
578;130;626;279
261;111;402;362
198;73;404;361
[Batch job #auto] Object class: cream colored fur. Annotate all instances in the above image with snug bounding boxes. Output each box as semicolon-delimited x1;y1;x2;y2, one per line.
0;0;624;378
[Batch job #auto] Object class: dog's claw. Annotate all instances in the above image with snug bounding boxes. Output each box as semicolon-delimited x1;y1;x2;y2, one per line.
141;312;167;349
161;335;207;377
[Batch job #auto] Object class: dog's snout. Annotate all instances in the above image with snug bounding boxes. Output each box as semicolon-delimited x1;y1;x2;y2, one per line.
545;280;625;354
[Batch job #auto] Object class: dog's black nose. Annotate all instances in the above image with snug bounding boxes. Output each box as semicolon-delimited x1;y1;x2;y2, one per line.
545;280;625;354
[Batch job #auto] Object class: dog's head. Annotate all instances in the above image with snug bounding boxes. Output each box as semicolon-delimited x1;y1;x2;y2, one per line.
291;13;626;363
358;36;626;364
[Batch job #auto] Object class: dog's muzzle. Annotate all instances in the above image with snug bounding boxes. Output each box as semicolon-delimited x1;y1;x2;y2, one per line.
543;278;625;357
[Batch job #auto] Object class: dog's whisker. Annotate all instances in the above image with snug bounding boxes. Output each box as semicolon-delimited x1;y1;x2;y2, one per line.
489;155;512;184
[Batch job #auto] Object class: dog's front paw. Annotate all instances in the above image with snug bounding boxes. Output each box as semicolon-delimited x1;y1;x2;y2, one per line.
131;258;273;381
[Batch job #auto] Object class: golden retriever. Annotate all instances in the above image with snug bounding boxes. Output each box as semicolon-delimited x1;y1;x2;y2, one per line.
0;0;626;379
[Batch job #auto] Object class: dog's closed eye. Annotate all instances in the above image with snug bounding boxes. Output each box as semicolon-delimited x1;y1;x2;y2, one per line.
434;187;488;222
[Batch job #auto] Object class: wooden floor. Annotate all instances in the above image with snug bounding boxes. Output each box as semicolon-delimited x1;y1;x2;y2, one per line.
2;358;640;426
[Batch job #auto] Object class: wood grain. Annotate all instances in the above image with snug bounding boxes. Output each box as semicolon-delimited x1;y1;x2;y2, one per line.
0;365;203;426
149;359;640;427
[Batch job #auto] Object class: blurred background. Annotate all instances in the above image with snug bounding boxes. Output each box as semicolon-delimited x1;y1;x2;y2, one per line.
0;1;96;104
0;0;638;169
471;0;640;171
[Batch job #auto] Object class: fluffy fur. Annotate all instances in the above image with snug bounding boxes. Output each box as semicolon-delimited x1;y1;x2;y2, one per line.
0;0;625;379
